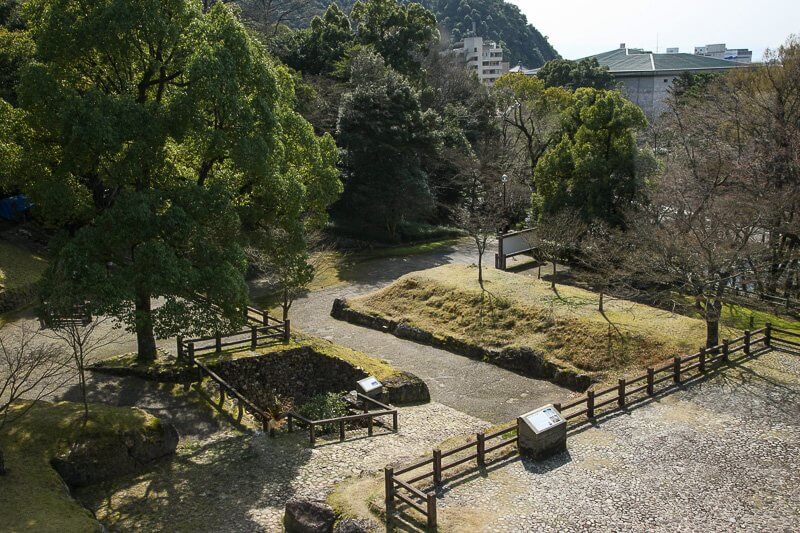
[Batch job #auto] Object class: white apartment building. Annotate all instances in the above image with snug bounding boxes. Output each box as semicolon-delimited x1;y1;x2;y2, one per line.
694;43;753;63
453;35;510;85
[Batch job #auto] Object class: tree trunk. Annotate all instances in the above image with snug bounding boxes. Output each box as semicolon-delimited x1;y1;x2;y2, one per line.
705;298;722;349
282;289;290;321
599;290;604;312
477;249;484;290
551;261;557;290
135;288;157;363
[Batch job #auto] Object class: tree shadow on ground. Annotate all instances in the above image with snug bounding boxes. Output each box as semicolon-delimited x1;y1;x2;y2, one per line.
57;373;230;440
74;430;315;531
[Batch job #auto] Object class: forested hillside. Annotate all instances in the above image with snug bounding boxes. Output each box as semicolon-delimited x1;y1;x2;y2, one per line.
305;0;559;67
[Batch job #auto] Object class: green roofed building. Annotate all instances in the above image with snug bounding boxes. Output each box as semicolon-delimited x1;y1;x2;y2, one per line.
580;44;748;119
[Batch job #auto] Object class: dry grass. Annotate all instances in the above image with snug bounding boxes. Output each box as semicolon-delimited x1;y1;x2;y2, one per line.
348;264;738;380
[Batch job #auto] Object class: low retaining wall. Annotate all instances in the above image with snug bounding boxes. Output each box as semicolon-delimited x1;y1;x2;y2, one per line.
90;346;429;408
331;298;592;392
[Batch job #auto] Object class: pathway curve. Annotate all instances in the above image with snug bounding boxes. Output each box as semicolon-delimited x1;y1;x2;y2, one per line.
284;239;572;424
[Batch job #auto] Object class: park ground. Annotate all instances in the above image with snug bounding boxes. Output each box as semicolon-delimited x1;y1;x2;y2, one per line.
1;237;799;531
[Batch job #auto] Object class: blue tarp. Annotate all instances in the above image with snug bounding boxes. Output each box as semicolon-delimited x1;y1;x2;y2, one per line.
0;195;31;221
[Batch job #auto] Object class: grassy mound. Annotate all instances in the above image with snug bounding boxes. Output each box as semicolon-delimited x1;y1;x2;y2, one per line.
348;265;738;379
0;401;167;532
0;240;47;290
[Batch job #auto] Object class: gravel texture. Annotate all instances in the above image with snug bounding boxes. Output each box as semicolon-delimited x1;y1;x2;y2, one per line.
75;402;490;532
429;349;800;532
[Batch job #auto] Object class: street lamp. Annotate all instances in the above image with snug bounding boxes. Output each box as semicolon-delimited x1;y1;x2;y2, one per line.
501;174;508;208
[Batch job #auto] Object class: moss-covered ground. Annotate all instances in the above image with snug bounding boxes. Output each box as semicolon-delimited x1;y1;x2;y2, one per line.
347;264;742;381
0;401;166;533
0;240;47;290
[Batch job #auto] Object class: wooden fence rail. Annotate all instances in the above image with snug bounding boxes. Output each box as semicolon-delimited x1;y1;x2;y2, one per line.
385;323;778;530
287;393;398;445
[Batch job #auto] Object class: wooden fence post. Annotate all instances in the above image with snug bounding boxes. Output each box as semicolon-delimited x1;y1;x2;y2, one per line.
477;432;486;468
426;492;437;530
215;331;222;353
392;411;398;432
218;387;225;407
699;347;706;373
384;467;394;511
283;319;291;343
618;378;626;407
368;415;374;436
177;336;184;360
744;330;751;356
647;368;654;396
433;449;442;485
309;423;316;446
586;390;595;419
339;420;346;442
765;322;772;348
188;342;195;365
251;325;257;350
287;414;294;433
722;340;730;362
263;310;269;326
553;403;561;412
673;356;681;384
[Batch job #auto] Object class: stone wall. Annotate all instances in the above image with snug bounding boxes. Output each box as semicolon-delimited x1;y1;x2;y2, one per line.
331;298;592;392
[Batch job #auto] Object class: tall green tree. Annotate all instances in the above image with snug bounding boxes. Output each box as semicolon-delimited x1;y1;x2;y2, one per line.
533;88;651;226
281;3;355;76
5;0;339;362
351;0;437;77
536;58;615;91
335;50;436;239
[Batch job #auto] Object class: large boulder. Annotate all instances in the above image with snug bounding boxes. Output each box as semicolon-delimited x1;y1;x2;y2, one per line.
284;498;336;533
51;419;178;487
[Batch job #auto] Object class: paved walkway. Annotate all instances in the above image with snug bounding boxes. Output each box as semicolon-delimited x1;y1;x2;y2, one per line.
285;240;572;424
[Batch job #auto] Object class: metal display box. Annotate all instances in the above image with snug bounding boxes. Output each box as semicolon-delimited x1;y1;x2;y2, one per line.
517;404;567;459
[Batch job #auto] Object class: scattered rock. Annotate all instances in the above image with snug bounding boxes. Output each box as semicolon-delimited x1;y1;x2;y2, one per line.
284;498;335;533
334;517;378;533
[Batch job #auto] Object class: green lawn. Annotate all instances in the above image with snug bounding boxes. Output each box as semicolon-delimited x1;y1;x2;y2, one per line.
348;264;734;381
0;401;167;533
0;240;47;290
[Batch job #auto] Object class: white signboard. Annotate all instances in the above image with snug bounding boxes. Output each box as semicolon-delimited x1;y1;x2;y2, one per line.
357;376;382;394
522;406;564;433
502;230;537;257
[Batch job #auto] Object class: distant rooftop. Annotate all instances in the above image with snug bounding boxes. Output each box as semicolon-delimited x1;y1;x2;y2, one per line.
581;45;747;75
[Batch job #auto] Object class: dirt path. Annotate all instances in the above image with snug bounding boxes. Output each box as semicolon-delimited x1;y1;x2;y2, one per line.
284;239;573;424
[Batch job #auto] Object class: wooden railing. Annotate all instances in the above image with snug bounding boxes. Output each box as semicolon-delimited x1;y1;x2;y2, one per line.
385;323;778;530
385;423;518;529
192;357;271;431
287;393;398;446
175;302;290;362
555;325;770;422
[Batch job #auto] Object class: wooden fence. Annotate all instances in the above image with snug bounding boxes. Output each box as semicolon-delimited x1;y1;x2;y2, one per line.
722;285;798;312
192;357;272;431
385;324;781;529
175;303;290;362
288;392;398;446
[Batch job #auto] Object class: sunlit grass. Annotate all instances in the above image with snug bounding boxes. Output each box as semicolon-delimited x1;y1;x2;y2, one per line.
0;240;47;290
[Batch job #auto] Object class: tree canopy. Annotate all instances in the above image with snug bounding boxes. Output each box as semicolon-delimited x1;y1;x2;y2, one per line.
536;58;615;91
1;0;340;361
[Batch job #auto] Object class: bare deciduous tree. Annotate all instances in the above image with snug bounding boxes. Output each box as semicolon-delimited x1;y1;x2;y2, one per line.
525;209;587;290
44;316;123;422
1;324;71;474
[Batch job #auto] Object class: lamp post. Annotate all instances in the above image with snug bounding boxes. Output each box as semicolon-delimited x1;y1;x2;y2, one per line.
501;174;508;208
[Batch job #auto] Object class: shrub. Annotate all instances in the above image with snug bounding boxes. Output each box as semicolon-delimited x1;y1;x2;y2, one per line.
296;392;348;424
